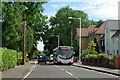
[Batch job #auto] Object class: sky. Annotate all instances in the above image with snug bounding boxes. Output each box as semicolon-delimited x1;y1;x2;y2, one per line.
37;0;120;51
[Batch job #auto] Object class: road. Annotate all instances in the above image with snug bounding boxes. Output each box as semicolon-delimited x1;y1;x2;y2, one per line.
22;62;119;80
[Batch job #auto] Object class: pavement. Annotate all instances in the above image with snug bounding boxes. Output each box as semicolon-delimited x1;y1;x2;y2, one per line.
73;62;120;76
2;60;36;79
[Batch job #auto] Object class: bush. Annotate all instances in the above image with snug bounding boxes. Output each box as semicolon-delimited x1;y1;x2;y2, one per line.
81;50;97;58
0;48;2;67
98;54;107;59
17;58;26;65
98;54;107;63
18;51;23;58
109;55;114;65
0;47;17;71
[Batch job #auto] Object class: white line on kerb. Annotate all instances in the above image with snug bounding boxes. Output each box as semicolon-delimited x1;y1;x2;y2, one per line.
66;71;73;76
21;62;36;80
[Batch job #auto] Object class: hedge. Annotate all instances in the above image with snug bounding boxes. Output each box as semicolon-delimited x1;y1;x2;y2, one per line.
0;47;17;71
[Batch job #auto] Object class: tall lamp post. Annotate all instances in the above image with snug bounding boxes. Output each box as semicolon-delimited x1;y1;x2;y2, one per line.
51;35;59;47
68;17;81;63
68;19;73;47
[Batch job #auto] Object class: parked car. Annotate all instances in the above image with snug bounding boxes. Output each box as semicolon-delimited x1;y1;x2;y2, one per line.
38;54;47;64
49;54;53;62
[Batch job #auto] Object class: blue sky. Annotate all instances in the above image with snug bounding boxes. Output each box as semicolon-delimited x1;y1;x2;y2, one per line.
37;0;119;51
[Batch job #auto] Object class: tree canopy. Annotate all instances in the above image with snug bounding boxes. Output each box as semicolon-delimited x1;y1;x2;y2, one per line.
2;2;48;56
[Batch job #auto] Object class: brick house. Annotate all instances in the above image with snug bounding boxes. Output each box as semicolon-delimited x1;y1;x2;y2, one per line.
77;22;106;52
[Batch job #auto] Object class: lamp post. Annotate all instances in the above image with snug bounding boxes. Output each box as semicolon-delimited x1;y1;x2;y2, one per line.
51;35;59;47
68;17;81;63
68;19;72;47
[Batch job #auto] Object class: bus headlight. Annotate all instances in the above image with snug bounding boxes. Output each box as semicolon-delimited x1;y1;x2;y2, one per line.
69;61;73;63
57;60;62;63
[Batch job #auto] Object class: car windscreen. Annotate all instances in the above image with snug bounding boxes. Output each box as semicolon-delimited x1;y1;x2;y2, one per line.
58;50;73;59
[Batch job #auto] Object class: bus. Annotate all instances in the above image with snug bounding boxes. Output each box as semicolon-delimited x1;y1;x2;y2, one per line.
53;46;74;65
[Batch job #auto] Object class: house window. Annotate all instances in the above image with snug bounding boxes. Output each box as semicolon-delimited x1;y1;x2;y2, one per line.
117;50;119;55
113;50;115;54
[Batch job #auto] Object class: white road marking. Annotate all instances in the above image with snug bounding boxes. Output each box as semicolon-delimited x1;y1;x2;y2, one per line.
65;71;73;76
60;68;64;71
54;65;59;68
21;62;36;80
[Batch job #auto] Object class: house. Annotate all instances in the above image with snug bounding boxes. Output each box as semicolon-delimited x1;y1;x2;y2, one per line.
111;30;120;55
104;20;120;56
77;28;89;51
77;22;106;52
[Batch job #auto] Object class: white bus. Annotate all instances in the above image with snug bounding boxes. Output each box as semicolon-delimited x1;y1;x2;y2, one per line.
53;46;74;65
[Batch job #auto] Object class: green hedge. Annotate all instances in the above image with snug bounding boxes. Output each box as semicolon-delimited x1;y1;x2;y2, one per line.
81;50;98;58
0;47;17;71
109;55;114;65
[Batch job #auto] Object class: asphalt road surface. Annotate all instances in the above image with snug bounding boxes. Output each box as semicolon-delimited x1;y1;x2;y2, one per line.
22;62;119;80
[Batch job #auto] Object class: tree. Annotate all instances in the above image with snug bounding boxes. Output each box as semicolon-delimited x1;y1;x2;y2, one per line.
94;37;100;53
87;41;96;51
47;6;90;55
2;2;48;57
72;37;79;56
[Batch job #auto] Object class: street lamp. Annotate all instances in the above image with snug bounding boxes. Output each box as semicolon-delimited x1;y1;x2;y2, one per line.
68;17;73;47
68;17;81;63
51;35;59;47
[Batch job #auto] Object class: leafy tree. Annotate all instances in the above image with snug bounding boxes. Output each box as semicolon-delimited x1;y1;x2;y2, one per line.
2;2;48;58
46;6;90;55
87;41;96;51
94;37;100;53
72;37;79;56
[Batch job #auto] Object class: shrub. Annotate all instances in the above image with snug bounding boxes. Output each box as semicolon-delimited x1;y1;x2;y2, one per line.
98;54;107;59
81;50;97;58
0;47;17;71
17;58;26;65
98;54;107;63
0;48;2;67
18;51;23;58
109;55;114;65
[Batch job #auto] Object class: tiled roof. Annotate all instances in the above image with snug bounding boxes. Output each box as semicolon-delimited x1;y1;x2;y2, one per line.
88;25;97;33
77;28;88;37
77;22;106;37
95;21;106;34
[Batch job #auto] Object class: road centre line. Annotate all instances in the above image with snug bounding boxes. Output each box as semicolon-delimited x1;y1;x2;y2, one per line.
60;68;64;71
65;71;73;76
21;62;36;80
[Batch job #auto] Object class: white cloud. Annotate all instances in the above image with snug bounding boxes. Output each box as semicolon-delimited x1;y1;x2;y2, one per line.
49;0;90;2
70;0;119;20
88;0;119;19
51;4;67;8
51;5;59;8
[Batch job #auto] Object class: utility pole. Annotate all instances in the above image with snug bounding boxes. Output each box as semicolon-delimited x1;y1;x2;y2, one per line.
23;14;26;65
